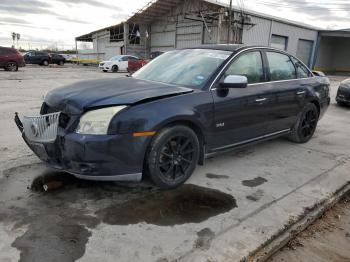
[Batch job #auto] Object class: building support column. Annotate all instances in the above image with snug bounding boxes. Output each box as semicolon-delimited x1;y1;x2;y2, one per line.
217;9;224;44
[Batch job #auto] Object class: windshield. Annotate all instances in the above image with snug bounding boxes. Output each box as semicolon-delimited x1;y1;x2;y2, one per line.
133;49;232;88
109;56;122;61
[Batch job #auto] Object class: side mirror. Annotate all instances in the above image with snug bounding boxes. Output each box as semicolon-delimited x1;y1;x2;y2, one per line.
312;71;326;77
220;75;248;88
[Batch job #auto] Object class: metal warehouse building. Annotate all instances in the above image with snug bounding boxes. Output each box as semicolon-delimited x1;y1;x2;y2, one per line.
76;0;350;72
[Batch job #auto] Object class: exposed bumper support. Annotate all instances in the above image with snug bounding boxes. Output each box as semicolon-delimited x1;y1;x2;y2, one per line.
15;112;147;182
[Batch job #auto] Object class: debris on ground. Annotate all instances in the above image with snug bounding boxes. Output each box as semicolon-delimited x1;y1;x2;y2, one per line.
269;192;350;261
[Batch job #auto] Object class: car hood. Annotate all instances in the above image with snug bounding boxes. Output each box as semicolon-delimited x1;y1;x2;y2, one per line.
44;77;193;114
340;78;350;88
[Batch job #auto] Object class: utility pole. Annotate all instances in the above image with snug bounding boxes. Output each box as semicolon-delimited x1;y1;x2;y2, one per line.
227;0;232;44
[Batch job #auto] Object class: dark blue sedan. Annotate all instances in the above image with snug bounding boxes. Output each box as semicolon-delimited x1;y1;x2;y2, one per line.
15;45;330;188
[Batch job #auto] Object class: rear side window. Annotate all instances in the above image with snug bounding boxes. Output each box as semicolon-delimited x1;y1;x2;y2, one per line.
0;48;12;55
291;57;311;78
224;51;264;84
266;52;296;81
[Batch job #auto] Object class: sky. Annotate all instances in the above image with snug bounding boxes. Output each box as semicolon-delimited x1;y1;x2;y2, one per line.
0;0;349;50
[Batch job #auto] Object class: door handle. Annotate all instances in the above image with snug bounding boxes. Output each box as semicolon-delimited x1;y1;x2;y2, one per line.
297;91;306;95
255;98;267;102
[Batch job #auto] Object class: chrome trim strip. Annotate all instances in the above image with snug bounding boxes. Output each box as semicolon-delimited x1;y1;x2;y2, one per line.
209;46;315;90
209;129;291;152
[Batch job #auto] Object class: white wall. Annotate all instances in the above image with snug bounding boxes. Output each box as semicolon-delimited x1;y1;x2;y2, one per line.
92;30;123;60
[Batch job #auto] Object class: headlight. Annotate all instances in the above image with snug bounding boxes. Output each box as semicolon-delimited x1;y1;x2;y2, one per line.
76;106;127;135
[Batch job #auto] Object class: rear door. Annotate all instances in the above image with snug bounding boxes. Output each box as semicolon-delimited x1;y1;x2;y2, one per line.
119;56;130;70
263;51;305;134
210;50;276;151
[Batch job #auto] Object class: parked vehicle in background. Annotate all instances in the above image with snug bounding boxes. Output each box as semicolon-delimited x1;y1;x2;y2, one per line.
50;53;66;65
99;55;140;73
128;57;149;73
16;45;330;189
150;51;164;60
60;54;77;63
24;51;51;66
336;79;350;106
0;46;25;71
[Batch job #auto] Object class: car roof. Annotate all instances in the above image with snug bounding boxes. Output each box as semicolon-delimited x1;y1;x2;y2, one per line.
186;44;288;54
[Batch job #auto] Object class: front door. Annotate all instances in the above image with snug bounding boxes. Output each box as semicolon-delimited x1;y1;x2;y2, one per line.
209;50;276;151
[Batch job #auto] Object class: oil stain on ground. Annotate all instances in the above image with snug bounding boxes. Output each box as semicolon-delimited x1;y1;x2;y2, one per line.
194;228;215;250
206;173;229;179
1;164;237;261
246;189;264;202
96;184;237;226
242;177;268;187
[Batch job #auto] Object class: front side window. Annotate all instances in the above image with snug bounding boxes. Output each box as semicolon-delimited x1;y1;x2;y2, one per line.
133;49;231;88
291;57;311;78
266;52;296;81
224;51;264;84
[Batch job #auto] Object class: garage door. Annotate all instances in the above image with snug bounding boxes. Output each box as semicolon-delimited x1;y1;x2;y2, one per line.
296;39;314;67
176;22;203;48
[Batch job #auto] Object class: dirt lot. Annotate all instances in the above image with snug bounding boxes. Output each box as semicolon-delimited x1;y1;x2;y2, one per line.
269;192;350;262
0;65;350;262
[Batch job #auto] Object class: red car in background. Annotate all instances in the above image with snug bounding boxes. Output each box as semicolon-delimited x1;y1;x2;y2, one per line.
0;46;25;71
128;57;149;73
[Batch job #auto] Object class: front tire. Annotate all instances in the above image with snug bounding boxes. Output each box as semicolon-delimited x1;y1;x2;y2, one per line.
289;103;319;143
58;61;64;66
42;60;49;66
146;126;200;188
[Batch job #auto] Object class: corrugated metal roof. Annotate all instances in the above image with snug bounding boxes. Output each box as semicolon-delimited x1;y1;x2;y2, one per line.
77;0;321;41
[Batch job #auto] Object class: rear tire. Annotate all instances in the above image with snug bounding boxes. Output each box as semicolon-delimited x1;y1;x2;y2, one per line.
288;103;319;144
58;61;64;66
5;62;18;72
102;70;108;73
337;101;346;107
111;65;118;73
42;60;49;66
146;125;199;188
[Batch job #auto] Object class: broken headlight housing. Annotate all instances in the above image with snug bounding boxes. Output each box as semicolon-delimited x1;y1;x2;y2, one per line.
76;106;127;135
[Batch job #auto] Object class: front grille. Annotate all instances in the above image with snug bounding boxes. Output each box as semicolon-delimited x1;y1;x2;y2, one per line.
23;112;61;143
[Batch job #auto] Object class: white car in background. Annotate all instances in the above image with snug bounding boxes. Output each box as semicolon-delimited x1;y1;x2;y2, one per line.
99;55;139;73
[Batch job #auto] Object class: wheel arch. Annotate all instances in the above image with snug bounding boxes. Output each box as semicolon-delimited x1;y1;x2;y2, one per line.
309;99;321;117
150;119;206;166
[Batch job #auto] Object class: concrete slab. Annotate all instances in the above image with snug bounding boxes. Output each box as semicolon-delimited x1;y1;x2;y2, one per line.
0;67;349;262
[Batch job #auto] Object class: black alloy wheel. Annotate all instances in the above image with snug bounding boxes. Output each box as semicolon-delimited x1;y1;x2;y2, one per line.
6;62;18;72
147;126;199;188
300;109;318;138
289;103;319;143
111;65;119;73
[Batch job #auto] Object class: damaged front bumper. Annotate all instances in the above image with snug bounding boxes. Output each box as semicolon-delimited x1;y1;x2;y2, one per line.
14;112;145;182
